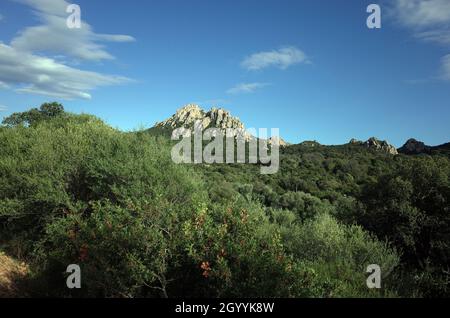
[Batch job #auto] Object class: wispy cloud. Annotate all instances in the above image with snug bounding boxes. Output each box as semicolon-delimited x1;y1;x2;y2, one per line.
0;0;134;99
0;81;10;89
415;29;450;45
241;46;309;71
391;0;450;81
441;54;450;80
0;43;131;99
227;82;270;95
0;104;7;111
392;0;450;28
12;0;135;62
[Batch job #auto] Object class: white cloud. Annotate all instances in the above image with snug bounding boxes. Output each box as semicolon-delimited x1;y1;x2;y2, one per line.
0;0;134;99
227;83;270;95
441;54;450;80
11;0;135;61
0;81;10;89
11;16;134;62
0;104;7;111
0;43;131;99
391;0;450;81
392;0;450;46
393;0;450;28
415;29;450;45
18;0;69;16
241;47;309;71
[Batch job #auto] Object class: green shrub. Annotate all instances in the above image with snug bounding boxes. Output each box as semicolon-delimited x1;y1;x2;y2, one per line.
272;212;399;297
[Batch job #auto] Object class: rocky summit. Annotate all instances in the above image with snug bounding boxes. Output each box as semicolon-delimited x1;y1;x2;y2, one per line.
155;104;245;131
154;104;288;146
398;138;430;155
349;137;398;155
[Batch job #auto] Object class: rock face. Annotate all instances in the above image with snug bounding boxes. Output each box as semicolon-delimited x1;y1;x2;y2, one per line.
268;136;288;147
208;107;246;131
155;104;288;145
398;138;430;155
155;104;245;131
365;137;398;155
349;137;398;155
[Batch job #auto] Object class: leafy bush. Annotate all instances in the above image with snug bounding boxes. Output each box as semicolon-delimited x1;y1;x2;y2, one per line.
357;157;450;297
181;199;329;297
272;212;399;297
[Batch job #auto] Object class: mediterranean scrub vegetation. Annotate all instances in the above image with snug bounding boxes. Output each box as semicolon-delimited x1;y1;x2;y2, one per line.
0;103;449;297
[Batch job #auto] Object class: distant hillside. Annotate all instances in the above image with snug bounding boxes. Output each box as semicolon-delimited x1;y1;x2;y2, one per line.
398;138;450;156
148;105;450;157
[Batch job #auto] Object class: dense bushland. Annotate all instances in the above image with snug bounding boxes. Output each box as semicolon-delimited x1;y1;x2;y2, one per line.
202;142;449;297
0;103;448;297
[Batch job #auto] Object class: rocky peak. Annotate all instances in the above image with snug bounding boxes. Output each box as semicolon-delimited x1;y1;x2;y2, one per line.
268;136;288;147
349;138;362;145
154;104;287;146
155;104;245;131
156;104;205;129
348;137;398;155
365;137;398;155
398;138;430;155
206;107;245;130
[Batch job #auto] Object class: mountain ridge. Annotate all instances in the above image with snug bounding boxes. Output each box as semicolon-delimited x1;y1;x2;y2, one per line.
150;104;449;155
398;138;450;155
152;104;288;146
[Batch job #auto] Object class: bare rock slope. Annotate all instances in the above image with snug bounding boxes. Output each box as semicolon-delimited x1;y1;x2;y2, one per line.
154;104;288;146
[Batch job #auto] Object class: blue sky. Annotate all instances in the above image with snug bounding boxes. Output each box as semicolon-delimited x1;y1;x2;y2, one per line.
0;0;449;146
